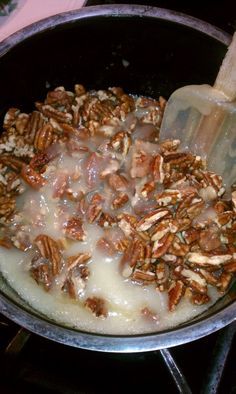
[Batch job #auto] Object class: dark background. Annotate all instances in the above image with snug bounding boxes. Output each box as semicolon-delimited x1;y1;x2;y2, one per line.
85;0;236;35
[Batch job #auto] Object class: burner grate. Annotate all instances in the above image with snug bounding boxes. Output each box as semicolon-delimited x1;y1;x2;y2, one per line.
0;315;235;394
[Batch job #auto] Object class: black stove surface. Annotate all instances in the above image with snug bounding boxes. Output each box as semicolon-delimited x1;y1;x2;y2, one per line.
1;2;236;394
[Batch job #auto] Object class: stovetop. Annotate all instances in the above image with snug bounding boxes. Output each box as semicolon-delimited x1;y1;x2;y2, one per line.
1;2;236;393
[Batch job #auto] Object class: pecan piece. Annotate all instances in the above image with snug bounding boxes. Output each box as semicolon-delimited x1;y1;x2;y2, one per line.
34;234;62;276
0;196;15;218
84;297;108;318
224;260;236;273
21;165;46;189
159;139;180;153
86;193;104;223
34;123;54;151
29;152;52;172
67;253;91;270
112;192;129;209
151;154;164;183
64;217;86;241
39;104;73;124
168;280;185;311
186;289;210;305
187;252;232;267
217;272;233;293
168;236;189;257
109;131;131;156
175;266;207;294
30;256;52;290
156;261;169;286
132;268;156;283
152;233;175;258
155;189;181;207
141;181;155;198
3;108;20;129
107;173;128;191
0;154;25;172
198;227;221;252
96;237;116;256
136;208;170;232
97;212;117;228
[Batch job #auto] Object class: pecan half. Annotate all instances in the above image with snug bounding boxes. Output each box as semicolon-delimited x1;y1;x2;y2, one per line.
34;234;62;276
34;123;54;151
21;165;46;189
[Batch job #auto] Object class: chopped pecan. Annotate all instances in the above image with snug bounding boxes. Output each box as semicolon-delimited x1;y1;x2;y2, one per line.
98;212;117;228
30;256;52;290
151;154;164;183
34;234;62;276
107;173;128;191
64;217;86;241
86;193;103;223
84;296;108;318
38;104;73;124
187;252;232;267
199;269;218;286
67;253;91;271
163;152;195;168
141;181;155;198
152;233;175;258
175;266;207;294
21;165;46;189
25;111;45;143
130;150;151;178
168;236;189;257
112;192;129;209
168;280;185;311
0;196;15;218
34;123;54;151
176;194;204;220
224;260;236;273
199;227;221;252
109;131;131;156
96;237;116;256
215;211;233;227
132;268;156;283
159;139;180;153
118;213;138;237
156;261;169;285
217;272;233;293
52;172;69;198
29;152;51;172
155;189;181;207
0;154;25;172
3;108;20;129
136;208;170;232
182;228;200;245
186;289;210;305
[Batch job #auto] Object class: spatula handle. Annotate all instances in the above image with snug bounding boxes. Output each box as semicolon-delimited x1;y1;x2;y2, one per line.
214;32;236;101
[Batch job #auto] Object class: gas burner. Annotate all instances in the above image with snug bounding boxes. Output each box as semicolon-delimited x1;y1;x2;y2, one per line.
0;314;235;393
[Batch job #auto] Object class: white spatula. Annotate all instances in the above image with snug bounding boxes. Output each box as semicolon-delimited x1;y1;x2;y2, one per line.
160;32;236;189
